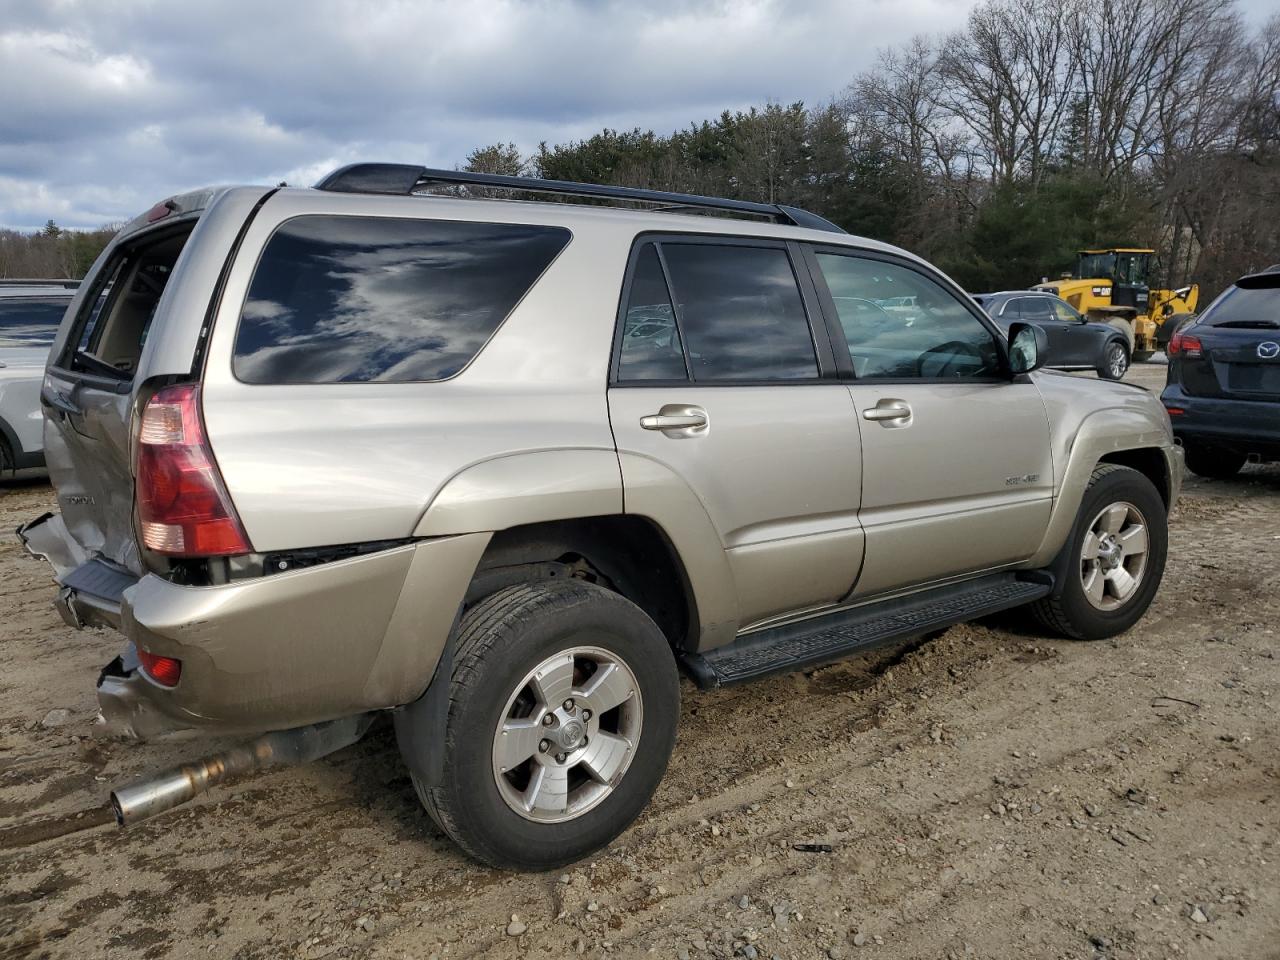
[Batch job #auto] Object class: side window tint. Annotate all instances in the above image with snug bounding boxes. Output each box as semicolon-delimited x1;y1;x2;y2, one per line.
235;216;570;384
815;253;1000;380
1003;298;1024;319
1021;297;1053;320
661;244;817;381
618;244;687;381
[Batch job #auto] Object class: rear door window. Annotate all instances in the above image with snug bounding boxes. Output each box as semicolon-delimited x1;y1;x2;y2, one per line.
0;298;70;345
234;215;570;384
658;243;818;381
617;244;688;381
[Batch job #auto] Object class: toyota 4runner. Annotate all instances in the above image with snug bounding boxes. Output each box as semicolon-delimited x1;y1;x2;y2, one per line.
18;166;1182;869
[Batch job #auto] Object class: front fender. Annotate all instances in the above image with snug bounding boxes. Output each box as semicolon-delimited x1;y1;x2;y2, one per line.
1028;398;1175;566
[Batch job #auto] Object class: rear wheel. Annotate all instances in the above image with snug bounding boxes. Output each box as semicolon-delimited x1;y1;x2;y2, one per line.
1031;464;1167;640
1184;443;1247;480
1131;350;1154;364
1097;340;1130;380
411;580;679;870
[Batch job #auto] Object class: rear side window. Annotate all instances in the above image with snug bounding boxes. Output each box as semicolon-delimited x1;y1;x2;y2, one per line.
660;243;817;381
234;216;570;384
0;298;70;345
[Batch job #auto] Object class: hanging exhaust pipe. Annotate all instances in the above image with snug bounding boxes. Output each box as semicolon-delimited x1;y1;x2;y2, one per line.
110;713;374;826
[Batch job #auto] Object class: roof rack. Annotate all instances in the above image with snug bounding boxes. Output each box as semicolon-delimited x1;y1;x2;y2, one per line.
0;279;80;289
313;163;846;234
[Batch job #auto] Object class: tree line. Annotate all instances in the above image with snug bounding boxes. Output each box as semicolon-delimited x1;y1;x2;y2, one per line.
468;0;1279;298
0;221;116;281
5;0;1275;301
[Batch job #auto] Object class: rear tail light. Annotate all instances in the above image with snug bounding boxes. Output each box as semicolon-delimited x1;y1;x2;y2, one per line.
138;650;182;687
1168;332;1202;358
1164;406;1185;416
136;384;252;557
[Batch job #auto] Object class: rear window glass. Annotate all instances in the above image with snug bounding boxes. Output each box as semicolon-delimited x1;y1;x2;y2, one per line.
1203;278;1280;328
234;215;571;383
0;297;70;345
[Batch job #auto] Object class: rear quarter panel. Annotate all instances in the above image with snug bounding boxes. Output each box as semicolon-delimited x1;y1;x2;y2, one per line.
199;192;633;552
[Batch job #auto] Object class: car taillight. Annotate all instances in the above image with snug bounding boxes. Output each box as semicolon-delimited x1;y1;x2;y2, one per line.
138;649;182;687
136;384;252;557
1168;332;1202;358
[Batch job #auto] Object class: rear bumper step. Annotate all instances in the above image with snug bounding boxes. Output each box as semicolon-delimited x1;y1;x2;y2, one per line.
681;572;1053;689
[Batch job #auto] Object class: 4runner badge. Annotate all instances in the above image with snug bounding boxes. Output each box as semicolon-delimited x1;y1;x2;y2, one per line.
63;495;95;505
1005;474;1040;486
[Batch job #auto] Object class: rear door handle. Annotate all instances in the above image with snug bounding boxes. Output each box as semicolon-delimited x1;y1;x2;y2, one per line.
639;404;708;437
862;398;912;426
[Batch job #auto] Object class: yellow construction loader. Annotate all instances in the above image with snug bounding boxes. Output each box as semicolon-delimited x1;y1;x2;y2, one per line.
1033;248;1198;361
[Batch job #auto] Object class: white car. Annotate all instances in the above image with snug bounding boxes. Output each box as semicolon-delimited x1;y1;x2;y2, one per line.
0;280;78;476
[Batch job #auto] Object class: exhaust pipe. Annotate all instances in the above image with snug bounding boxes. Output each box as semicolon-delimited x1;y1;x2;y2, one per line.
110;713;374;826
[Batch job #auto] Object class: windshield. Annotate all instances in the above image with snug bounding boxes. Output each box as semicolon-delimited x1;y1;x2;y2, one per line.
1076;253;1115;280
1202;276;1280;328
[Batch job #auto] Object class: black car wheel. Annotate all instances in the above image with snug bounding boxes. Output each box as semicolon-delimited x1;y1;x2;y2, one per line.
1097;340;1130;380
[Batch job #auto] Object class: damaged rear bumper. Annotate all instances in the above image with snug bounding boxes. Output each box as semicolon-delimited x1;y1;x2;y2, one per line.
19;511;489;739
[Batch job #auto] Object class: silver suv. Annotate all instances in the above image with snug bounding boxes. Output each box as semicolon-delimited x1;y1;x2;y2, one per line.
19;166;1182;869
0;279;79;476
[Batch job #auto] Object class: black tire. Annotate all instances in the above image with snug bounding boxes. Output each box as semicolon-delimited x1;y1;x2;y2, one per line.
1131;350;1154;364
410;580;679;870
1156;313;1195;350
1030;464;1168;640
1097;339;1130;380
1183;443;1247;480
0;437;12;478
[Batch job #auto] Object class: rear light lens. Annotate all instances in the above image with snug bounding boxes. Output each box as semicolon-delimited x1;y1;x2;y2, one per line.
136;384;252;557
138;650;182;687
1168;332;1202;358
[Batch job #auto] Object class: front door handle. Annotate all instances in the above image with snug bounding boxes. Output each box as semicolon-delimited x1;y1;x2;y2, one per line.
862;398;912;426
639;404;708;437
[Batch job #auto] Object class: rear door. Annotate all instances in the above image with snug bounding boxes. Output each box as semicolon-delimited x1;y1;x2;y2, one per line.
805;247;1053;598
1019;295;1078;365
607;237;865;629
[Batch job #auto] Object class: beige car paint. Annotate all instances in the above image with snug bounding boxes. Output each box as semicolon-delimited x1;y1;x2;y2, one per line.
121;533;489;732
607;383;865;629
25;183;1181;740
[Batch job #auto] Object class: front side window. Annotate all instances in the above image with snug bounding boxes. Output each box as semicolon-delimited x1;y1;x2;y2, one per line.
1051;299;1081;323
234;216;570;384
815;253;1001;379
660;243;817;381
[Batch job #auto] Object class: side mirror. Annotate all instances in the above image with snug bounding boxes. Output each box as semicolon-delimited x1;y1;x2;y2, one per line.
1008;322;1048;374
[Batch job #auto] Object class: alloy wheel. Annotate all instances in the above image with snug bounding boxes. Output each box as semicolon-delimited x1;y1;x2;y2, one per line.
1079;500;1149;611
491;646;643;823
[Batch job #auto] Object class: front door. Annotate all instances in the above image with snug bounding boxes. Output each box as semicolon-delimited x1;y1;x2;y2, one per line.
607;239;865;630
806;249;1054;598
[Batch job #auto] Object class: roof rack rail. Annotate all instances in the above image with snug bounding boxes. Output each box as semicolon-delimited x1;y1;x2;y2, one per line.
313;163;846;234
0;279;80;289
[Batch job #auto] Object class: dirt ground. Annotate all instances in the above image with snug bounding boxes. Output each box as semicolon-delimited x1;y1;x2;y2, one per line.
2;363;1277;960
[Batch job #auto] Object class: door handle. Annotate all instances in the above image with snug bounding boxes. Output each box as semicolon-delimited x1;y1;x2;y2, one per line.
639;404;708;437
641;413;707;430
862;399;912;426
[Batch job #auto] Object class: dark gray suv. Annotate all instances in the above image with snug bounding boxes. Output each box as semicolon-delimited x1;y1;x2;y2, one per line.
974;290;1132;380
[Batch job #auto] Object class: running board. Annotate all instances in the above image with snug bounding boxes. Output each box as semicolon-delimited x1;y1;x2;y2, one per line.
680;572;1053;689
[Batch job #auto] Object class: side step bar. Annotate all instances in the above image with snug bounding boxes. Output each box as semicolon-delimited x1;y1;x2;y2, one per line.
680;572;1053;689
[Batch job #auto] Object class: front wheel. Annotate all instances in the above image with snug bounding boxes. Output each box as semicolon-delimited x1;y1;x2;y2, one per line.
410;580;679;870
1031;464;1168;640
1097;340;1130;380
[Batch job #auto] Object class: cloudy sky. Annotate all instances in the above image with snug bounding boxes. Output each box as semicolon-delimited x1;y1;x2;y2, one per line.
0;0;1273;231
